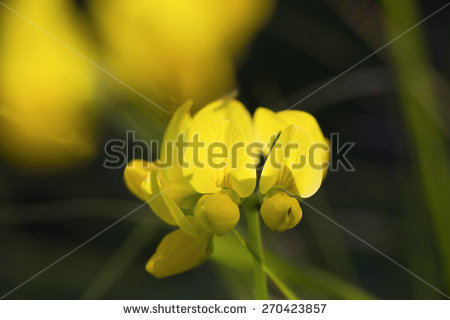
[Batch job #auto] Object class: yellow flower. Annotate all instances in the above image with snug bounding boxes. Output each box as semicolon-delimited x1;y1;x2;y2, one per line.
124;102;206;277
89;0;275;110
256;108;328;231
183;99;256;196
188;99;255;143
125;98;256;276
125;159;198;236
124;102;199;236
254;107;330;171
125;158;213;278
125;97;329;274
146;217;212;278
182;99;257;235
0;0;97;167
260;124;323;198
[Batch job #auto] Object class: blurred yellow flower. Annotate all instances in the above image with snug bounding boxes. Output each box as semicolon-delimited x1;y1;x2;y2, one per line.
89;0;275;111
0;0;98;167
0;0;274;167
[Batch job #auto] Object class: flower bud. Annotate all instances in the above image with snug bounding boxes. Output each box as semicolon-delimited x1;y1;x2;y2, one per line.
260;192;302;232
194;193;240;235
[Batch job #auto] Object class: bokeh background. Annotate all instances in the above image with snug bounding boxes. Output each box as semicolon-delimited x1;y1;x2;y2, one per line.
1;0;449;299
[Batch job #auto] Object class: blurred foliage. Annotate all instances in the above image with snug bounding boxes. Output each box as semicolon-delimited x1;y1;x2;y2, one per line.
0;0;449;299
381;0;450;292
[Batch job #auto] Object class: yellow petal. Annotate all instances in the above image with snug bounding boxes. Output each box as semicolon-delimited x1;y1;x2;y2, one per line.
124;159;158;202
183;120;256;198
159;100;198;205
143;170;198;237
254;108;329;175
191;99;254;143
125;160;178;226
260;191;302;232
160;100;192;181
253;107;285;155
146;224;212;278
277;110;329;171
260;124;323;198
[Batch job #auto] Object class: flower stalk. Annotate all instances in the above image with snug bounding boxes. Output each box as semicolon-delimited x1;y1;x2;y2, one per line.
244;198;268;299
232;229;299;300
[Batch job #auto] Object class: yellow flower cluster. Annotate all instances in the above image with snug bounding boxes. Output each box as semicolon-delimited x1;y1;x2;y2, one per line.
124;99;329;277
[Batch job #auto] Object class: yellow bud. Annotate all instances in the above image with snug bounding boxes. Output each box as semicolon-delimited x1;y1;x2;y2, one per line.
260;192;302;232
146;227;212;278
194;193;240;235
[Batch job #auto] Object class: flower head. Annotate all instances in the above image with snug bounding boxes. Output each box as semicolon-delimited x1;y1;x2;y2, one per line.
124;98;257;277
124;99;329;278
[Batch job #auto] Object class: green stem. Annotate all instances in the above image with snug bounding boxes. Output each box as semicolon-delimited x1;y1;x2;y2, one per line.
263;266;299;300
244;201;268;300
232;229;299;300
